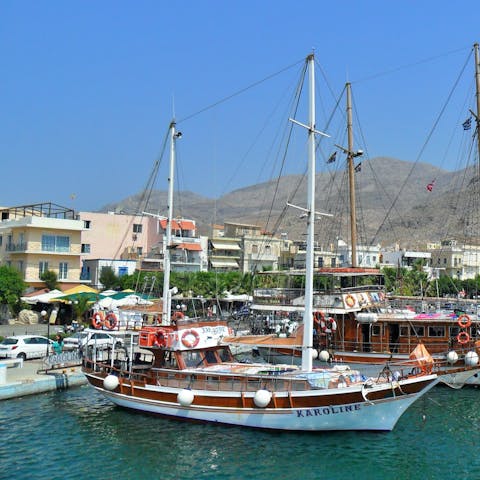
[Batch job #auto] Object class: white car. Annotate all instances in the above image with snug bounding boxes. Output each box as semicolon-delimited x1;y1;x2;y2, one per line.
0;335;53;360
63;331;124;351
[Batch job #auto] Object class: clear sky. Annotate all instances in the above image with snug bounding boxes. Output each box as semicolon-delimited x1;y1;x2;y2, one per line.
1;1;480;212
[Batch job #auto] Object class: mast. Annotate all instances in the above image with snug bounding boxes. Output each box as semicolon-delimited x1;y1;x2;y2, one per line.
162;121;177;325
301;53;316;372
346;83;358;268
474;43;480;178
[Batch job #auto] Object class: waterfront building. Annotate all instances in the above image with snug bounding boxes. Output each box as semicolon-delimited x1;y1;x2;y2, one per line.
0;203;84;289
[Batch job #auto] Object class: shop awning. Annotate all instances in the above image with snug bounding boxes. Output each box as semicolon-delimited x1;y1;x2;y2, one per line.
176;242;202;251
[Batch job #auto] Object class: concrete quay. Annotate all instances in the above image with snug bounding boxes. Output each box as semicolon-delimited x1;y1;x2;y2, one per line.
0;359;87;400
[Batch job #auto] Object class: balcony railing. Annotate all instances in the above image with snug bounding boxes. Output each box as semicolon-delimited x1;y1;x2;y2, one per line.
5;242;27;252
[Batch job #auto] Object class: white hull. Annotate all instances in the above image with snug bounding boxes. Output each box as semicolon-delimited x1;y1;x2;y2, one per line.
90;374;437;431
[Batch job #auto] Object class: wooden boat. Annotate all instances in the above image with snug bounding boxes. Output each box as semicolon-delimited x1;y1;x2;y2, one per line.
82;54;437;431
231;43;480;388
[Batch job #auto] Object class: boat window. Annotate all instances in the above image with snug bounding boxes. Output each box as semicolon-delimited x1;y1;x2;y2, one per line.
183;351;203;368
399;327;409;337
410;326;424;337
218;347;232;362
372;325;381;336
204;350;218;364
449;326;460;337
428;326;445;337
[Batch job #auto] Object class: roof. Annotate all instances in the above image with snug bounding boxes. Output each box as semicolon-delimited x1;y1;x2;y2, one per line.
210;259;239;268
211;240;241;250
175;242;202;251
160;219;195;231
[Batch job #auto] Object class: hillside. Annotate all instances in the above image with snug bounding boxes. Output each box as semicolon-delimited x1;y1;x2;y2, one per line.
99;157;478;248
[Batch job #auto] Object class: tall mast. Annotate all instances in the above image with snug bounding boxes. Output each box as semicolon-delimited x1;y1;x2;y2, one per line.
346;83;358;268
474;43;480;177
162;120;177;325
301;53;316;372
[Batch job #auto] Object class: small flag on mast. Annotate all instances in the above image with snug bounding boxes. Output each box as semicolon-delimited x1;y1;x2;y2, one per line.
462;117;472;130
354;162;362;173
327;151;336;163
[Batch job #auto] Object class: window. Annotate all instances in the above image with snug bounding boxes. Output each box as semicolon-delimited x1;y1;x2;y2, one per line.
331;258;336;267
318;257;324;267
41;235;70;253
0;236;2;246
118;266;128;277
84;220;91;229
137;247;143;256
59;262;68;280
252;244;258;253
81;244;91;253
133;224;143;233
17;261;24;273
372;325;381;336
39;261;49;278
410;326;424;336
428;326;445;337
399;326;409;336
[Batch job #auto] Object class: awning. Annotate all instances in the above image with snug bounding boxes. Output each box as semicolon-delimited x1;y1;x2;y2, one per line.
210;259;239;268
176;242;202;251
211;241;241;250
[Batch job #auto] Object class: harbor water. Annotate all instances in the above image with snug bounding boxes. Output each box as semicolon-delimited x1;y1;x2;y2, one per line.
1;384;480;480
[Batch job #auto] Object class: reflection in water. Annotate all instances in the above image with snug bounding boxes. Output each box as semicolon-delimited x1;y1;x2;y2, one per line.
1;385;480;480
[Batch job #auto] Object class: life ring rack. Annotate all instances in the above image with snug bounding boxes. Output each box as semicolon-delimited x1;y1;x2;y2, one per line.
181;329;200;348
457;314;471;329
457;331;470;345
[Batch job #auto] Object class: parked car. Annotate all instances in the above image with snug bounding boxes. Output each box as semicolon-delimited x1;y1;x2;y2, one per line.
0;335;53;360
63;331;124;351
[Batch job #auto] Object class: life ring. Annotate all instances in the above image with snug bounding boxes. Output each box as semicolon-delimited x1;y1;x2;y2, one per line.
104;312;118;330
345;294;356;308
457;314;471;329
313;311;325;325
181;329;200;348
91;311;104;329
329;318;337;332
172;311;185;322
457;331;470;345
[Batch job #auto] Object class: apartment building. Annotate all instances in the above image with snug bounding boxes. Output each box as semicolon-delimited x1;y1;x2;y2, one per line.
0;203;84;289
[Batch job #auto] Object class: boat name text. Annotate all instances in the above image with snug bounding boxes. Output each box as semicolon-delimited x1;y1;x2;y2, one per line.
296;404;361;417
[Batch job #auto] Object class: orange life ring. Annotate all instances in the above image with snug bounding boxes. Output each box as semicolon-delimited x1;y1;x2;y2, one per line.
457;331;470;345
345;294;356;308
91;311;105;329
104;312;118;330
172;311;185;322
457;314;471;329
181;329;200;348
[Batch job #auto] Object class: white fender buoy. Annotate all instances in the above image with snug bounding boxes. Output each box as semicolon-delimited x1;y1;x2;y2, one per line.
177;389;195;406
465;351;479;367
254;389;272;408
319;350;330;362
446;351;458;365
103;375;119;391
311;348;319;360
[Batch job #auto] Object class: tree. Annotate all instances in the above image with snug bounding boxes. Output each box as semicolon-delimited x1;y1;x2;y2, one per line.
41;270;59;290
0;265;26;314
100;266;119;290
72;295;92;324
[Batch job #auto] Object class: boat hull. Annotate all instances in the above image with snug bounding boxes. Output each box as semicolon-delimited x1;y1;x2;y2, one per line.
85;372;437;431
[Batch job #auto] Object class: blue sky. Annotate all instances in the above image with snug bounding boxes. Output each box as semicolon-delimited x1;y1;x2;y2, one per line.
1;1;479;212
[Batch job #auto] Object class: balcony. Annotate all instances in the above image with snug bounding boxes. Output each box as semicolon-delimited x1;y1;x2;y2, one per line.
5;242;27;253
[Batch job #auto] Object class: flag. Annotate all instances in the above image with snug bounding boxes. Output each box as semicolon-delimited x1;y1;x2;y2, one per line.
354;162;362;172
327;151;336;163
462;117;472;130
426;181;435;192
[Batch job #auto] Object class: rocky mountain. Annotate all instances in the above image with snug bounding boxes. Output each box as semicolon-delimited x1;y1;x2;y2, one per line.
100;157;479;249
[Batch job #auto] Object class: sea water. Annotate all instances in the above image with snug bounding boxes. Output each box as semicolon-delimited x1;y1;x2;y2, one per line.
1;384;479;480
